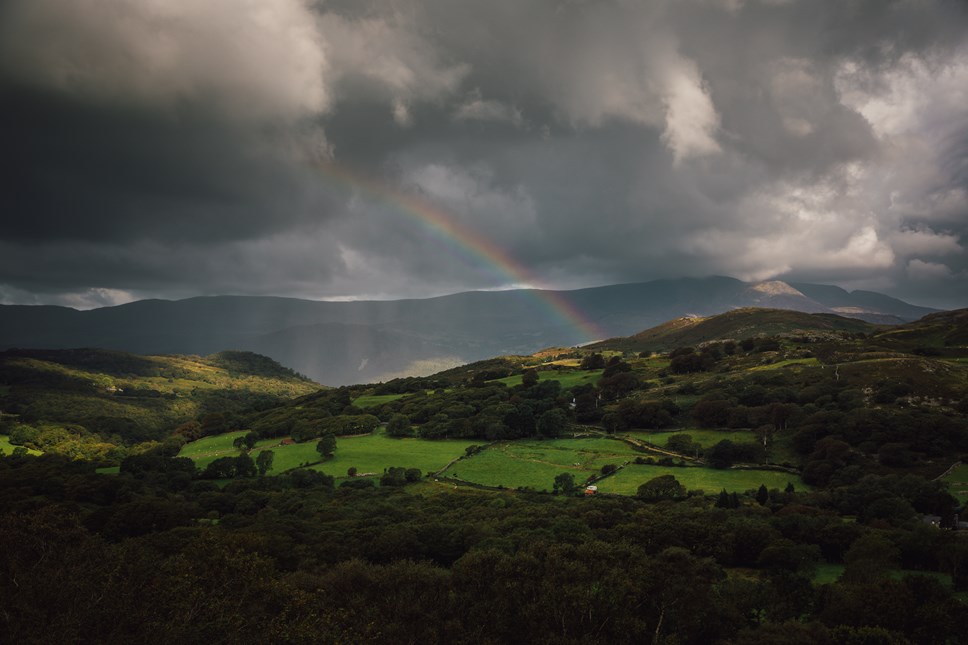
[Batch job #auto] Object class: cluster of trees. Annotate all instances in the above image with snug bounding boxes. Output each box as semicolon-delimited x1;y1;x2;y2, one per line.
1;451;966;644
290;414;379;442
363;378;572;441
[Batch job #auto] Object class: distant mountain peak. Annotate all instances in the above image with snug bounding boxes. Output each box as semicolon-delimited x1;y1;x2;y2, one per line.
748;280;806;297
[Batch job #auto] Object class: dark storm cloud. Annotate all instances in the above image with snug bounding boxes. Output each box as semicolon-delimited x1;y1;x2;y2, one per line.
0;81;339;244
1;0;967;309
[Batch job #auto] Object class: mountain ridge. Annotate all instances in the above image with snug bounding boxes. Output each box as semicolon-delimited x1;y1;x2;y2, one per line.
0;277;938;385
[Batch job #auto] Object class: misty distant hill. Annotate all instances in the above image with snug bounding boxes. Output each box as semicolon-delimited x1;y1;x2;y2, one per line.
0;277;937;385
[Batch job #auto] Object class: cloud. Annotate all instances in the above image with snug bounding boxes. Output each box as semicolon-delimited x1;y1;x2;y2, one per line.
907;259;954;282
317;10;469;114
453;90;524;127
661;55;722;163
0;0;329;119
1;0;967;310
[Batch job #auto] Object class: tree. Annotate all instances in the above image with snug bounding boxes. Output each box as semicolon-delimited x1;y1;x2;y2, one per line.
756;484;770;506
637;474;685;501
235;453;257;478
842;533;900;583
692;399;732;428
381;466;407;486
347;466;358;477
706;440;738;469
386;414;412;437
553;472;577;495
536;408;568;438
202;456;237;479
599;372;640;400
521;369;539;387
316;434;337;460
255;450;274;476
579;353;606;370
666;433;696;455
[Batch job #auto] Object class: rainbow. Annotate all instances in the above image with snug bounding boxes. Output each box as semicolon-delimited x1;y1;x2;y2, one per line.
315;160;606;342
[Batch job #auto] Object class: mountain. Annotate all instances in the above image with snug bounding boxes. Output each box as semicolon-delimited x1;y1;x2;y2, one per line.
0;277;937;385
591;308;880;353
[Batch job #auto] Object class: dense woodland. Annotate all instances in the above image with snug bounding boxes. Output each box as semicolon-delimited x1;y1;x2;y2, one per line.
2;453;967;644
2;308;968;643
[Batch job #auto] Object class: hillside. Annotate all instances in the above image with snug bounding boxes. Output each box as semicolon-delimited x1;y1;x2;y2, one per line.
0;277;938;385
0;348;319;461
592;308;880;353
2;307;968;644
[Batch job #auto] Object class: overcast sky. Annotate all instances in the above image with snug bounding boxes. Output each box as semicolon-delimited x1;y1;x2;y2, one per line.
1;0;966;309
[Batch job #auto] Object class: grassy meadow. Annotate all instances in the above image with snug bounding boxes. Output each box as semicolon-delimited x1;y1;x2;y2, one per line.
488;369;603;389
178;428;478;478
307;432;478;478
593;463;806;495
352;393;409;409
0;435;42;456
942;463;968;503
441;437;641;490
627;428;758;449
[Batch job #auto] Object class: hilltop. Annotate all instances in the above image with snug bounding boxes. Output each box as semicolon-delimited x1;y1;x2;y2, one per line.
592;308;880;353
0;348;318;461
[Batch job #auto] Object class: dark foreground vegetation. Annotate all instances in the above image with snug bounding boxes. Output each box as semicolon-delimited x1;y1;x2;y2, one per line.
2;452;967;644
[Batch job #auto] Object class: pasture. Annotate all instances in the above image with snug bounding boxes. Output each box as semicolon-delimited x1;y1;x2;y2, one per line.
627;428;758;449
0;435;42;456
176;429;806;495
178;428;478;477
748;358;821;371
942;463;968;503
593;463;806;495
177;430;247;469
441;437;643;491
489;369;603;389
308;431;478;478
352;393;409;409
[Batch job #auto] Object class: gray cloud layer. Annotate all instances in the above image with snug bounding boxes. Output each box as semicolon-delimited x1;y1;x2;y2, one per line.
1;0;966;309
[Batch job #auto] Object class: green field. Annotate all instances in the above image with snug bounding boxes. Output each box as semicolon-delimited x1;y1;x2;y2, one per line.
748;358;821;371
179;430;805;494
489;369;603;389
812;563;844;585
179;430;323;473
942;463;968;503
0;435;42;456
352;393;409;409
441;438;644;491
177;431;248;469
594;463;806;495
309;431;478;478
628;429;758;449
178;429;478;478
441;446;583;490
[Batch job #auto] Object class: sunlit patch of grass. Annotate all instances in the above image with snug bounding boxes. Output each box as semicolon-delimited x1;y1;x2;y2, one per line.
594;463;807;495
